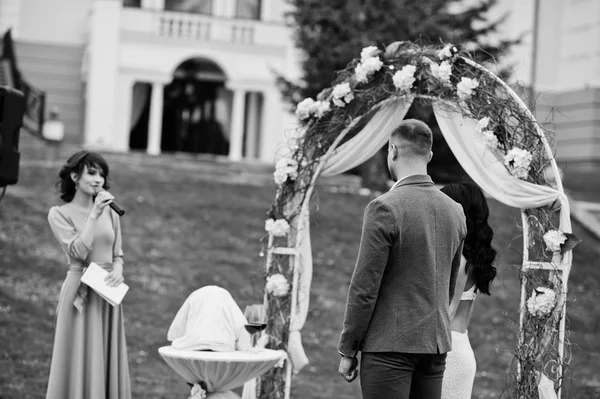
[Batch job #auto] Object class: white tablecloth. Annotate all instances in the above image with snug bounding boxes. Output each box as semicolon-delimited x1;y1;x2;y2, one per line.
158;346;283;393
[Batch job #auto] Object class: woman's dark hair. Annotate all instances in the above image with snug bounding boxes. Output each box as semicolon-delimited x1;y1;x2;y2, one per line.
56;151;110;203
441;182;497;295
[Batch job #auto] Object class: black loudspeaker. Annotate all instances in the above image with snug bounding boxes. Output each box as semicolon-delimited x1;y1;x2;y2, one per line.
0;86;25;186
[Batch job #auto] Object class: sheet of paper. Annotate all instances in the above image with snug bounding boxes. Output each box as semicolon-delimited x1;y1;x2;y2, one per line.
81;262;129;306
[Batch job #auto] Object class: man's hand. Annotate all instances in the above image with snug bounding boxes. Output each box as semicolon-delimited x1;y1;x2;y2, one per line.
338;355;358;383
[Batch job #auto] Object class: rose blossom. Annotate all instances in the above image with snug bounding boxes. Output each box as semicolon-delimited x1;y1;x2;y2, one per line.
543;229;567;252
266;273;290;297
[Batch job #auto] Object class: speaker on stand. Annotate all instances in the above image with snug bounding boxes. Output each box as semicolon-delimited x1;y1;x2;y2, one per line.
0;86;26;201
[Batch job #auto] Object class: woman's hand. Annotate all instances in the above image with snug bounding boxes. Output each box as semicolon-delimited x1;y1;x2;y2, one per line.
104;263;124;287
90;190;114;219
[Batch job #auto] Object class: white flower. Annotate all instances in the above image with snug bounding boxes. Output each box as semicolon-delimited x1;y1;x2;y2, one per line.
437;44;454;60
332;98;344;107
332;82;354;107
265;218;290;237
355;64;369;84
363;57;384;71
294;99;330;120
343;92;354;103
332;82;352;99
504;147;533;180
475;117;491;133
526;287;557;318
392;65;417;92
430;60;452;83
354;63;369;83
457;77;479;100
273;169;287;185
360;46;379;62
481;130;499;149
543;229;567;252
273;157;298;185
189;383;207;399
314;100;330;118
430;63;440;78
295;98;316;120
355;56;384;83
266;273;290;297
475;117;497;148
274;350;288;368
355;57;384;83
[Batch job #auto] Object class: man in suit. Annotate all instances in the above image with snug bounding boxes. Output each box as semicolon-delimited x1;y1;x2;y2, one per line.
337;119;467;399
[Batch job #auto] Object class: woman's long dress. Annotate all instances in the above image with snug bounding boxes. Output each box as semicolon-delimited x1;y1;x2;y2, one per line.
441;285;478;399
45;204;131;399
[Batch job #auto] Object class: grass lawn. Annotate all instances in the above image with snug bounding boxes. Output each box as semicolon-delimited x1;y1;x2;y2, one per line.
1;156;599;398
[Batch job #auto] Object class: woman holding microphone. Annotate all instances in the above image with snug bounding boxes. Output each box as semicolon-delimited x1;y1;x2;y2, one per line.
45;150;131;399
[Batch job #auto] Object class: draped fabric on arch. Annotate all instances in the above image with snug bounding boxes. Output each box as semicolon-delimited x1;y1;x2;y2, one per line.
320;97;415;177
432;104;569;227
284;96;571;376
431;104;572;261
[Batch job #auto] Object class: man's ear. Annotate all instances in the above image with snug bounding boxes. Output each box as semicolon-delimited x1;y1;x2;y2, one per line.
427;150;433;163
390;143;398;160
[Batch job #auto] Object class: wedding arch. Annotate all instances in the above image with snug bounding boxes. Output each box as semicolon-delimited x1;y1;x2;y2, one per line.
253;41;579;399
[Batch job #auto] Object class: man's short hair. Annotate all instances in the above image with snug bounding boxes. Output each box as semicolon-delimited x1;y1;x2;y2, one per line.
390;119;433;157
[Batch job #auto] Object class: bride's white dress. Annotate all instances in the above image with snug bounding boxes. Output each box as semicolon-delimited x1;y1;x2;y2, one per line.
441;286;478;399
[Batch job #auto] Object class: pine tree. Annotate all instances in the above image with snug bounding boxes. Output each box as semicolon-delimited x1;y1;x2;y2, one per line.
279;0;520;188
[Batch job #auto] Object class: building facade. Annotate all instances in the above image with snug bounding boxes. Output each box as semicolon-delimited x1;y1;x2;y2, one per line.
495;0;600;162
0;0;301;162
2;0;599;163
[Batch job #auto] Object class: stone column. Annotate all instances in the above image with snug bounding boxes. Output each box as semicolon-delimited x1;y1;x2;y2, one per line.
245;92;261;159
228;88;246;161
147;81;164;155
113;75;136;152
212;0;228;17
261;0;272;21
84;0;121;148
259;88;281;162
223;0;236;18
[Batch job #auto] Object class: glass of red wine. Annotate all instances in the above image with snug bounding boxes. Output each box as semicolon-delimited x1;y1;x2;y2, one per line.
244;304;267;349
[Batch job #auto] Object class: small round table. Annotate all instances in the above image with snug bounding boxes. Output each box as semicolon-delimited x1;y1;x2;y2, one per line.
158;346;284;398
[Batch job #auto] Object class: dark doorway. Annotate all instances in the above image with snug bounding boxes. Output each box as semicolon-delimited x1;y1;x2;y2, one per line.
128;82;151;150
161;58;229;155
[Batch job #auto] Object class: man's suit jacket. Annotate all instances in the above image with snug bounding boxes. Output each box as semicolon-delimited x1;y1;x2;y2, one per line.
338;175;466;357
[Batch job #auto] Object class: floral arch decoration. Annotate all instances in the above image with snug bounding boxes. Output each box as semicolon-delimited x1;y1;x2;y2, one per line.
253;41;580;399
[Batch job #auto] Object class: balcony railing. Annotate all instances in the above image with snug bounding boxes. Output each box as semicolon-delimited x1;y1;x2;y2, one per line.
120;8;289;47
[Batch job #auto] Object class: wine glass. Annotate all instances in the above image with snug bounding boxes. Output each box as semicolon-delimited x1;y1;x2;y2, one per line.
244;304;267;348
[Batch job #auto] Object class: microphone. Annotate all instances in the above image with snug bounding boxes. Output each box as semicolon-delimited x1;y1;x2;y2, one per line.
109;201;126;217
93;189;125;217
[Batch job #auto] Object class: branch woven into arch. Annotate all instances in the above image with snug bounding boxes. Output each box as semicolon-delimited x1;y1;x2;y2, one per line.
257;41;579;399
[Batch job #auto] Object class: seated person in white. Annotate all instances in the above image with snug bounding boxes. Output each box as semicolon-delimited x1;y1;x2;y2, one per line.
167;285;252;352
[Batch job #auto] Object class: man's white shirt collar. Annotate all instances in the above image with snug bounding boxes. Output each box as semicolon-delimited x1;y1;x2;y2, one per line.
389;174;419;191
